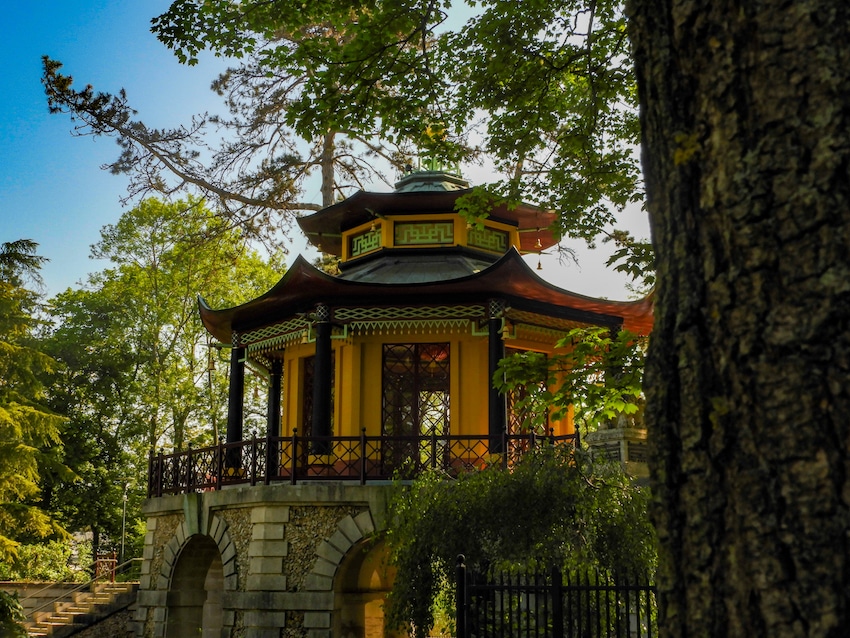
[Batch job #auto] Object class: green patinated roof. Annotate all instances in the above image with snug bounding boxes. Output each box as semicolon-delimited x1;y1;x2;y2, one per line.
393;170;470;192
338;249;495;283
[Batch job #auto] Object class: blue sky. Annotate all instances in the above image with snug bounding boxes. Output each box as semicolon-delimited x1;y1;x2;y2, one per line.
1;1;227;295
1;2;647;300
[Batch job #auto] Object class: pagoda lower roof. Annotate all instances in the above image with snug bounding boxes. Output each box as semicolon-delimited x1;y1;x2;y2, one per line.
199;248;653;344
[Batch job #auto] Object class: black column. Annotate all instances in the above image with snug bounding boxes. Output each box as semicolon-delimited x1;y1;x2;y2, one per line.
266;358;283;479
488;300;507;453
311;304;332;453
226;345;245;468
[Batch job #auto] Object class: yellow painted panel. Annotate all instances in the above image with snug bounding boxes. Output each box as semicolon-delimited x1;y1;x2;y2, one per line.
335;342;362;438
282;342;315;436
358;338;384;437
455;337;489;436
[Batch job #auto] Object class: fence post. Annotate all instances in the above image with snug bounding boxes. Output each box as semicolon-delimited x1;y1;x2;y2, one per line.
456;555;467;638
552;565;564;638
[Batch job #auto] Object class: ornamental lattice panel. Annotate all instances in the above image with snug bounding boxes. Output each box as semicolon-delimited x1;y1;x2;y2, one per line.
468;226;508;253
394;221;454;245
350;228;382;257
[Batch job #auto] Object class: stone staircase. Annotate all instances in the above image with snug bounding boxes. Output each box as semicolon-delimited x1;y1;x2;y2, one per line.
25;581;138;637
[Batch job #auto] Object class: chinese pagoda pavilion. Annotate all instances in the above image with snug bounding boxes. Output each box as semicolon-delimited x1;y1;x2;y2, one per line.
136;169;653;638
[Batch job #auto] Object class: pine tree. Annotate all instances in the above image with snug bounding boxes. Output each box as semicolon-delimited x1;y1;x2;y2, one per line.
0;241;65;561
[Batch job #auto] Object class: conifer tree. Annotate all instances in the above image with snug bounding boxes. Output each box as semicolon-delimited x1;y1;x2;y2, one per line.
0;240;65;562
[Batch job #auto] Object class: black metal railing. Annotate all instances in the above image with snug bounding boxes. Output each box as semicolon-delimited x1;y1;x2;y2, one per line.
456;555;657;638
147;430;578;497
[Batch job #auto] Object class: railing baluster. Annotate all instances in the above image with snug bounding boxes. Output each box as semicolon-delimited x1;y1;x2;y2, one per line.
250;432;258;486
184;445;193;494
360;428;367;485
147;449;155;498
290;428;298;485
501;430;508;470
265;434;274;486
150;430;592;492
431;430;438;470
216;438;224;491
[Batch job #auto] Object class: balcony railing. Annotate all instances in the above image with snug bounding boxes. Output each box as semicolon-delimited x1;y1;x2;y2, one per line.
147;429;579;497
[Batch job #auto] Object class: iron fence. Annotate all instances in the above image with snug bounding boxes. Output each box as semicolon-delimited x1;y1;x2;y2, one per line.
147;430;578;497
456;556;657;638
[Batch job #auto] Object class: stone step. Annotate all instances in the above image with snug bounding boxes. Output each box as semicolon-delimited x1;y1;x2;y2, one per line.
25;582;138;637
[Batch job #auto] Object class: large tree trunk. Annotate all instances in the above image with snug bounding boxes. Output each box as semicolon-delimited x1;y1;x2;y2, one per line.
627;1;850;636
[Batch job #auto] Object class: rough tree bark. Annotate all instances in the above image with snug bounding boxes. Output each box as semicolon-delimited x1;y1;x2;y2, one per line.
627;1;850;636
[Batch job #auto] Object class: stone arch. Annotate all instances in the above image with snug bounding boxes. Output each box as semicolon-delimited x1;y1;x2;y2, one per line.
157;514;238;638
333;537;398;638
303;510;376;593
302;511;401;638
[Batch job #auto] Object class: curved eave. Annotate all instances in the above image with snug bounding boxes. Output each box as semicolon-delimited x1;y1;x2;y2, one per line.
297;189;560;256
199;255;345;344
199;251;653;345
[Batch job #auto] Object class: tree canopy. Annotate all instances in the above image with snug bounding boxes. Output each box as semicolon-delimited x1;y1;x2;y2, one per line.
0;241;66;563
42;0;651;282
40;198;282;558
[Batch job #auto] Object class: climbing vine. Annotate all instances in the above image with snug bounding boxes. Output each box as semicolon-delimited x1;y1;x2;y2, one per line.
385;446;656;637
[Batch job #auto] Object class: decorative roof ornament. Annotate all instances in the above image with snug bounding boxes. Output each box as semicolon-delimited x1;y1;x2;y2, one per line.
395;155;468;193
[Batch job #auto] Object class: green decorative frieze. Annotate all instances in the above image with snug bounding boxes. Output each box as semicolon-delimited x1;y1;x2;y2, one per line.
350;228;382;257
394;221;454;246
468;226;508;253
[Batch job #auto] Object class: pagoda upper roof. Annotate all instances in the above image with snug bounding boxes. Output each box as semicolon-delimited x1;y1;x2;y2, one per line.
296;171;560;256
199;248;653;345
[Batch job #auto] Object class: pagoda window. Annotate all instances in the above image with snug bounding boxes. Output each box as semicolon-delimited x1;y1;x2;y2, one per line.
381;343;450;466
505;348;549;435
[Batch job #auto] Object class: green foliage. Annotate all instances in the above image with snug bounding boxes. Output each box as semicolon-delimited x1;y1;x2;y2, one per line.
385;445;656;637
40;198;282;553
43;1;654;285
0;241;67;564
0;539;89;582
152;0;647;266
496;327;646;435
0;590;27;638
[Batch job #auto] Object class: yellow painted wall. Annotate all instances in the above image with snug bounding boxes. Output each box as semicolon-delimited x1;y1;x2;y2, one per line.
340;213;521;261
277;327;573;439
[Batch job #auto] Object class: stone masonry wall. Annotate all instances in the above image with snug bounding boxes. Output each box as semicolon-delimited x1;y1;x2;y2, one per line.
135;483;391;638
